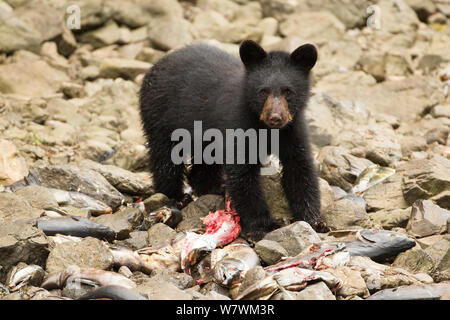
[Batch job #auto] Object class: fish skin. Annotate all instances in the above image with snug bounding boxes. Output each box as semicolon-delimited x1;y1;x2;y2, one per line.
78;285;147;300
37;216;116;242
366;283;450;300
212;239;260;287
41;266;136;290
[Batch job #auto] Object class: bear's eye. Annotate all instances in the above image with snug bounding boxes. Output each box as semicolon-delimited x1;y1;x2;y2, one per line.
282;87;294;96
258;88;271;95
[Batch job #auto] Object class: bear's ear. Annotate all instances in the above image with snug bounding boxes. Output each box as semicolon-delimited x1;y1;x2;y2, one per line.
290;44;317;71
240;40;267;68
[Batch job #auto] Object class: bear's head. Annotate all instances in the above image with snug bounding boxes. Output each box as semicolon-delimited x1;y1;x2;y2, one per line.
239;40;317;129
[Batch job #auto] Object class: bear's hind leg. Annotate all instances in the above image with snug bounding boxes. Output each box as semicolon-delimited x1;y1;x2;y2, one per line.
187;164;224;196
149;142;185;200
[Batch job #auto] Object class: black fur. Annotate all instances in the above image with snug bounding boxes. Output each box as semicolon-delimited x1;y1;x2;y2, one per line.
139;41;321;240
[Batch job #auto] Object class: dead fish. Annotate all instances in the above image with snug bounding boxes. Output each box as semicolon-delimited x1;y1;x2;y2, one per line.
78;285;148;300
42;265;136;290
48;234;83;245
50;188;112;216
264;243;344;274
273;268;342;292
352;165;396;194
181;197;241;273
110;245;149;273
367;283;450;300
211;239;260;287
37;216;115;242
138;242;182;273
235;276;279;300
343;229;415;262
6;265;45;291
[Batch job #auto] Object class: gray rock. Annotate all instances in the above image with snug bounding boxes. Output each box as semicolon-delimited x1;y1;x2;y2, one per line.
150;269;195;290
98;58;152;80
0;139;29;186
143;193;170;213
30;165;124;209
392;246;435;274
147;223;176;247
109;0;183;28
136;278;192;300
93;208;143;240
406;200;450;238
369;208;411;230
148;17;194;51
200;281;230;298
322;196;370;230
0;9;41;54
14;185;58;210
263;221;321;256
178;195;224;232
0;193;37;222
14;0;65;42
317;146;375;191
136;47;166;65
425;126;449;145
254;239;288;265
425;238;450;281
80;159;153;196
261;172;291;223
0;220;48;282
258;0;299;20
45;237;114;273
401;157;450;206
363;173;409;211
118;231;149;250
0;59;69;97
331;124;402;166
78;21;121;49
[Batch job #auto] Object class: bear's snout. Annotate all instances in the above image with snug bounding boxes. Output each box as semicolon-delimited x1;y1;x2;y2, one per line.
260;94;292;129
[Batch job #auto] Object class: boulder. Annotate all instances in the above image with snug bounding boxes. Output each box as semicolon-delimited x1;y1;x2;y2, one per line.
406;200;450;238
0;139;29;186
45;237;114;273
30;165;124;209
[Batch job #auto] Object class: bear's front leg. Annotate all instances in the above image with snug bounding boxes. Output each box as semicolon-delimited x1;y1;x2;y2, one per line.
279;137;324;230
225;164;278;241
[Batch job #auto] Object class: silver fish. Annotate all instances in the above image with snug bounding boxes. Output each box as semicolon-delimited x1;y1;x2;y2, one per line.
273;268;342;292
42;265;136;290
110;245;150;274
352;165;395;194
7;265;45;291
367;283;450;300
50;188;112;216
212;239;260;287
78;285;148;300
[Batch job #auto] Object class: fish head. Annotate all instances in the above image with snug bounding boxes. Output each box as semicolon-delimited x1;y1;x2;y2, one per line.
213;258;246;287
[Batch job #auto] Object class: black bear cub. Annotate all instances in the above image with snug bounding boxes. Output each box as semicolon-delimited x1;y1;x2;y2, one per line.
139;40;322;240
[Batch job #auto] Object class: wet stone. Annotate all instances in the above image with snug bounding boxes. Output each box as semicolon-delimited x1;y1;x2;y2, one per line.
45;237;114;273
30;165;124;209
93;207;143;240
406;200;450;238
147;223;177;247
0;220;49;283
263;221;321;256
254;239;288;265
143;193;170;213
